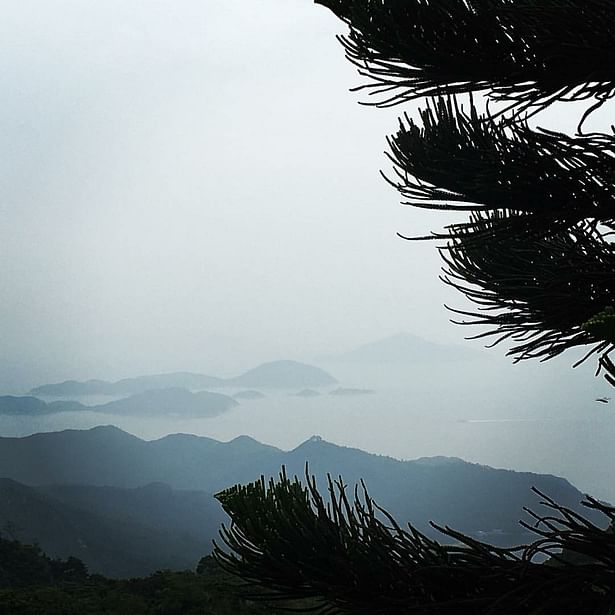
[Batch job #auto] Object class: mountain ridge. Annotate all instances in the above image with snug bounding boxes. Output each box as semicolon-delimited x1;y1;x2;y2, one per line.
0;426;600;543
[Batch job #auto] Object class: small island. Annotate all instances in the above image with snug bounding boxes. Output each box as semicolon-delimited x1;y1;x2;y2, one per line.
0;388;237;418
329;387;374;396
293;389;321;398
232;390;266;400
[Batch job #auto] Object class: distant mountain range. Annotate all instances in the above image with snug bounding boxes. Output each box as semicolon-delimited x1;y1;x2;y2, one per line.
0;388;238;417
322;332;481;364
0;425;601;577
30;360;337;397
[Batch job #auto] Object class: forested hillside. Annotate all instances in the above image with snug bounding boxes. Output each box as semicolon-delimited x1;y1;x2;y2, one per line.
0;536;306;614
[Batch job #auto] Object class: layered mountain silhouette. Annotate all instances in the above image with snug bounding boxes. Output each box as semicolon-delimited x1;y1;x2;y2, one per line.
323;332;480;364
30;360;337;397
0;425;601;576
0;388;237;417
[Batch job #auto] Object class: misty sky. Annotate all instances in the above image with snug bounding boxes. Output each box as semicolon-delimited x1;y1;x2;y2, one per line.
0;1;607;389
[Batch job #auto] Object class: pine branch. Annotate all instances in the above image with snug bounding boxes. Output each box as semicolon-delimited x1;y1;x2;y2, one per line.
316;0;615;114
438;215;615;374
387;98;615;238
214;469;615;614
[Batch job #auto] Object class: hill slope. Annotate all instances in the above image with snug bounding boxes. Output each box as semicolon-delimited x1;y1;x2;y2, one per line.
0;478;221;577
0;537;285;613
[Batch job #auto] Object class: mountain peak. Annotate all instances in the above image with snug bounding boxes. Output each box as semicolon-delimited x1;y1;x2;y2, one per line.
229;435;262;445
227;435;281;454
22;424;141;442
230;360;337;388
292;435;339;454
325;332;479;364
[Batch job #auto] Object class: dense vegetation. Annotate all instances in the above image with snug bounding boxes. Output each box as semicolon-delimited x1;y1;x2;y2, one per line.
0;536;310;614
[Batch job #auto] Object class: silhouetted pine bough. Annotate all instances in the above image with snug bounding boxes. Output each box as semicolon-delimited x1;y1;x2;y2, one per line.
383;95;615;379
438;215;615;369
315;0;615;116
383;96;615;380
599;351;615;387
385;99;615;236
312;1;615;385
214;470;615;614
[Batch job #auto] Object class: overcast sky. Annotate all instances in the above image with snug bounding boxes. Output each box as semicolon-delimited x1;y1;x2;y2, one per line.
0;1;606;389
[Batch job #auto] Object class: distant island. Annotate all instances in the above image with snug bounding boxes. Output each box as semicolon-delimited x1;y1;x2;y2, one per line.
329;387;374;396
0;388;238;418
30;360;337;397
232;390;265;400
322;332;481;364
97;388;238;417
227;361;336;389
0;396;85;415
293;389;321;398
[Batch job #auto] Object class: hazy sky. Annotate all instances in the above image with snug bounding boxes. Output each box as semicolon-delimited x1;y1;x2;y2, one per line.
0;1;607;389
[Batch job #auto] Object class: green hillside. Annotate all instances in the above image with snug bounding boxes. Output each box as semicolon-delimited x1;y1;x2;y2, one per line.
0;537;306;614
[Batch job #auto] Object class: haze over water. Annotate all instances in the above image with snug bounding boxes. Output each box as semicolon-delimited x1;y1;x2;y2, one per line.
3;350;612;504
